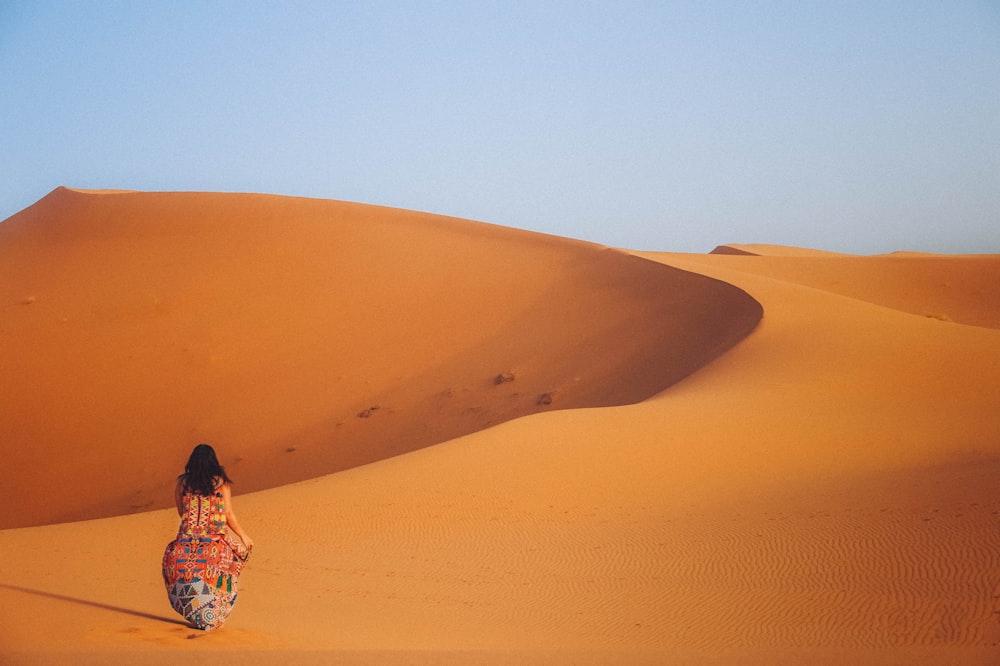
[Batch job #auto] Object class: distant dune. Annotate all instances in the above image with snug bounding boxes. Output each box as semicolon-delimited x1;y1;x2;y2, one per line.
1;189;997;664
707;244;1000;328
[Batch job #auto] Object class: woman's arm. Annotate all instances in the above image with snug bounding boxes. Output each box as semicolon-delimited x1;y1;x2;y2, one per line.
221;483;254;550
174;479;185;516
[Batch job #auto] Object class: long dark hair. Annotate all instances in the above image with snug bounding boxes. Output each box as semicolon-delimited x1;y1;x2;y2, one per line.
179;443;233;495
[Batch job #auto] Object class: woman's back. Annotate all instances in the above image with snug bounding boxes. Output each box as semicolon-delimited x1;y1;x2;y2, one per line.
177;487;228;539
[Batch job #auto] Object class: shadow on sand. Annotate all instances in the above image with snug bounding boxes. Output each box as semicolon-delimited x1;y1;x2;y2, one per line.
0;582;188;626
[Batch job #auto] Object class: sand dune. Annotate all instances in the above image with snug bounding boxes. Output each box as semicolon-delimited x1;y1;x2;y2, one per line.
0;188;760;529
711;243;849;257
703;245;1000;329
1;190;998;664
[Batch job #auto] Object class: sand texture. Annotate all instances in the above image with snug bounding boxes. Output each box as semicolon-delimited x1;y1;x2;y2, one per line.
1;189;997;664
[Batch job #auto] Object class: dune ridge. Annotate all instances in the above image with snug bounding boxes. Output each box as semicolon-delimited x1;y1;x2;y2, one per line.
1;190;998;663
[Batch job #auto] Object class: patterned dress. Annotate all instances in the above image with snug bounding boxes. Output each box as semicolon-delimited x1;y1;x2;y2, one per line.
161;487;249;630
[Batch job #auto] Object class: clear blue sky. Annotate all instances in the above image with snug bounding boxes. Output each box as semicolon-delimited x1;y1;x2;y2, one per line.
2;1;998;253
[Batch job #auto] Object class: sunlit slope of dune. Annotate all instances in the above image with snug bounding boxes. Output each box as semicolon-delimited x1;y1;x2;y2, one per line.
0;188;761;528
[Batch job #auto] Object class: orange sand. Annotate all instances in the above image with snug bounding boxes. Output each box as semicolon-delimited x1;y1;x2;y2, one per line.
0;190;997;664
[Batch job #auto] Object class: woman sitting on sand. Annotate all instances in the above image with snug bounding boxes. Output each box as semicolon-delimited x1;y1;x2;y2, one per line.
162;444;254;630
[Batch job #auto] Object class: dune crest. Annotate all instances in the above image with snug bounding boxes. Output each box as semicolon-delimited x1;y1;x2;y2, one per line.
59;186;138;195
0;187;761;529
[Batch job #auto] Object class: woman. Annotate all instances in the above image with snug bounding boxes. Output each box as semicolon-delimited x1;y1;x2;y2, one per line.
161;444;254;630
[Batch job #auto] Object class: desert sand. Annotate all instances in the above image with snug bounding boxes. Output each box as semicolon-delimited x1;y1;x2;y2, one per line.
0;188;997;664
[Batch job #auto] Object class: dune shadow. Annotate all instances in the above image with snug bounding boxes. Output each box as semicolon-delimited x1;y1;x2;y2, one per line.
0;582;188;626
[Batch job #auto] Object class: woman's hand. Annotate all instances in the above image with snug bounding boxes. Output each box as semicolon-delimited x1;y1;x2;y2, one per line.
241;534;254;550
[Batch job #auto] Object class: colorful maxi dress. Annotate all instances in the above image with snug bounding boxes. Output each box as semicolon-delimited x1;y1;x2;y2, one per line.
161;489;249;630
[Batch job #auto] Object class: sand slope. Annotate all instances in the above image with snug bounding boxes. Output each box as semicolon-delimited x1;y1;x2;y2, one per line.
1;191;998;664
